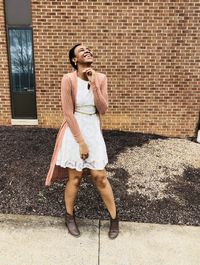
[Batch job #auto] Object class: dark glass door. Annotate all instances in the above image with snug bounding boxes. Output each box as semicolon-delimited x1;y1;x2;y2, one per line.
8;28;37;119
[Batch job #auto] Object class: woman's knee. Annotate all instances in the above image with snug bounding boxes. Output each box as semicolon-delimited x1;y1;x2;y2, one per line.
73;175;83;187
91;170;108;189
68;169;83;187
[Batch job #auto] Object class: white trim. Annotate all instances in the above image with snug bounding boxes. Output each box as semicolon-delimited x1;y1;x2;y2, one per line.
197;130;200;143
11;119;38;126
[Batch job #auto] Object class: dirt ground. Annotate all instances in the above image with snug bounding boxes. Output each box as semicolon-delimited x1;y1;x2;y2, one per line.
0;125;199;226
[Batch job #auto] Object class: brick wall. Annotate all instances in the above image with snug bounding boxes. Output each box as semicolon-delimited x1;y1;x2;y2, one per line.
0;0;11;124
1;0;200;137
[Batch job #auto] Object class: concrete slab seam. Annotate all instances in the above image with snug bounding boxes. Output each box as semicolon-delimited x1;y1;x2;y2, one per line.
98;219;101;265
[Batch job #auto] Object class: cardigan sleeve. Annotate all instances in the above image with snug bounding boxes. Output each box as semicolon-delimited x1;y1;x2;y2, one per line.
61;74;85;144
89;74;108;115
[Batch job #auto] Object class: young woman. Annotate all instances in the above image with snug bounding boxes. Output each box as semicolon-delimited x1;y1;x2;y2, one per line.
45;43;119;239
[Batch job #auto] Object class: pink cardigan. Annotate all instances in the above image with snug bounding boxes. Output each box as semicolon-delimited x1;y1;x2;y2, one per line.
45;70;108;186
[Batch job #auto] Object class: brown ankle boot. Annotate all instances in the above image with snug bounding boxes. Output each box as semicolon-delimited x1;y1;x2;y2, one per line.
108;212;119;239
65;211;81;237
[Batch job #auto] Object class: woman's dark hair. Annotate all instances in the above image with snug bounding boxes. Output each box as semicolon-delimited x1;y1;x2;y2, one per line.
69;43;82;70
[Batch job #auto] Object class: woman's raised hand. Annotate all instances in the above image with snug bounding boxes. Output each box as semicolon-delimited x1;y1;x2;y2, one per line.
82;68;96;83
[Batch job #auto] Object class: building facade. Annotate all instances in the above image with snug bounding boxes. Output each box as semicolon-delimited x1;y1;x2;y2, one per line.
0;0;199;137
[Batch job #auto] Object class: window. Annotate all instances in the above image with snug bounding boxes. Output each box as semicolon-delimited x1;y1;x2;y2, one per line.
8;28;34;93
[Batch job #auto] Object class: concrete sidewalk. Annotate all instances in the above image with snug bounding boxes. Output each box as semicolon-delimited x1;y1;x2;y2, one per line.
0;213;200;265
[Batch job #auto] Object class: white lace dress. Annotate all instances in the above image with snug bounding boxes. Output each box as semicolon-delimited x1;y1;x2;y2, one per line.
55;77;108;171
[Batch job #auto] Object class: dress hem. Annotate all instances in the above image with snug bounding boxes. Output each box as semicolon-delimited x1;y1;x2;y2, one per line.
55;161;108;172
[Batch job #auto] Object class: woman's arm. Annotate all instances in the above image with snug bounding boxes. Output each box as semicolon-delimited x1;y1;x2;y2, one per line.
61;74;85;143
89;74;108;115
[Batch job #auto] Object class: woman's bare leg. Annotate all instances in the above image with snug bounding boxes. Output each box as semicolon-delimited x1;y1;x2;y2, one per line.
90;169;116;219
64;168;83;215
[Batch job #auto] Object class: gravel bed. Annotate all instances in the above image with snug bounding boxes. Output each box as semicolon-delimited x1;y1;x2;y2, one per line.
0;126;199;226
